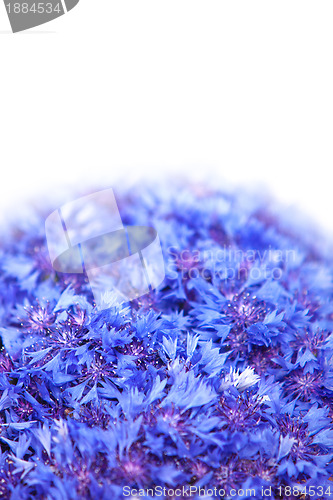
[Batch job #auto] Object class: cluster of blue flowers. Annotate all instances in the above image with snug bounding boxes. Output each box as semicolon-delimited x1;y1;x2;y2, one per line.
0;183;333;499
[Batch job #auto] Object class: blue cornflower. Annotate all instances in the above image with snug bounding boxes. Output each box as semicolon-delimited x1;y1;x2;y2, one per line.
0;181;332;499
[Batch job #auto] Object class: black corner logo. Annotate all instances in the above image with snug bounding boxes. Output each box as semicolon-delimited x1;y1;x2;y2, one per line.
4;0;80;33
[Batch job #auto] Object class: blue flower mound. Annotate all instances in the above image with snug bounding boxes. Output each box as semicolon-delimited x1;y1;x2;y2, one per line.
0;184;333;499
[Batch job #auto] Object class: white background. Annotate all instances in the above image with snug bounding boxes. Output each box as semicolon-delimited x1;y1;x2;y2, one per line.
0;1;332;235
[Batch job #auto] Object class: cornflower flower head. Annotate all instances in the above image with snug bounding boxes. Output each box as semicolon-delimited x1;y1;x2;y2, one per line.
121;339;163;370
283;368;326;402
79;354;116;384
21;302;56;333
14;399;34;420
48;323;85;351
221;292;271;354
225;292;268;330
292;327;326;355
216;393;263;432
278;414;319;463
